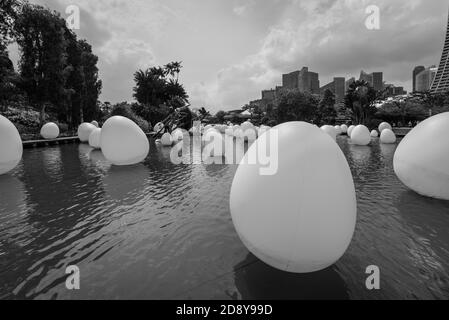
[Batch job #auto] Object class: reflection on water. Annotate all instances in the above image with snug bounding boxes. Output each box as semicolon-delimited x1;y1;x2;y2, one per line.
0;137;448;299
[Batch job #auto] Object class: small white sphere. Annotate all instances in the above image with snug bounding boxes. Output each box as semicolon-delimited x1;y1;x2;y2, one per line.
40;122;60;139
334;125;342;136
78;122;96;142
154;122;165;133
230;122;356;273
100;116;149;166
347;125;355;137
161;133;173;146
351;125;371;146
88;128;102;149
0;115;23;175
91;120;99;127
380;129;396;144
172;128;185;141
394;112;449;200
370;130;379;138
320;125;337;141
378;122;392;133
340;124;348;134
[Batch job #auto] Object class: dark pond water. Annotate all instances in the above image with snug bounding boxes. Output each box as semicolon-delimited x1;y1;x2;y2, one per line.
1;136;449;300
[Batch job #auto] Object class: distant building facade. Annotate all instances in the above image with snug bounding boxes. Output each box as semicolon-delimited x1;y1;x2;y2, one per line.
413;66;425;92
281;67;320;94
359;70;383;91
431;10;449;93
416;66;437;92
320;77;346;103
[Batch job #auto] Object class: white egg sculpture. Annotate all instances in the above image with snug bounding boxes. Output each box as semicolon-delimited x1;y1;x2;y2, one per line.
347;125;355;138
320;125;337;141
370;130;379;138
100;116;149;166
78;122;96;142
380;129;396;144
378;122;392;133
91;120;99;127
230;122;356;273
340;124;348;134
161;132;173;146
88;128;101;149
0;115;23;175
154;122;165;133
334;125;342;136
40;122;60;139
350;125;370;146
393;112;449;200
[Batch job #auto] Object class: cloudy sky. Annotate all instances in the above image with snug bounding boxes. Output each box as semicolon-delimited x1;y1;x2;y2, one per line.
8;0;449;112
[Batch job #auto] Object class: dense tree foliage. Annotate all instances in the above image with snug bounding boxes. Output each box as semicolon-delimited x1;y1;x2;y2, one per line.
344;80;378;125
315;89;337;125
275;89;319;123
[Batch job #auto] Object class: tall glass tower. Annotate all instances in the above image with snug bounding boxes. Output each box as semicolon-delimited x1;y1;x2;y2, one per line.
431;10;449;93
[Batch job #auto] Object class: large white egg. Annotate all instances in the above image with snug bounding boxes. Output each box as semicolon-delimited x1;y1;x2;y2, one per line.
370;130;379;138
91;120;99;127
347;125;355;137
320;125;337;141
393;112;449;200
100;116;149;165
40;122;60;139
350;125;370;146
334;125;342;136
340;124;348;134
230;122;357;273
161;132;173;146
78;122;96;142
378;122;392;133
88;128;102;149
380;129;396;144
0;115;23;175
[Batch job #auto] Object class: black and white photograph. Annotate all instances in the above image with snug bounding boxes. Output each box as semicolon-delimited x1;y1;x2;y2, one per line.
1;0;449;305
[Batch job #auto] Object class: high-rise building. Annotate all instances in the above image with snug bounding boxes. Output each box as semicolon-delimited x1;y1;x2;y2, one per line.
413;66;425;92
281;67;320;94
359;70;383;91
320;77;346;103
431;10;449;93
416;66;437;92
282;71;300;89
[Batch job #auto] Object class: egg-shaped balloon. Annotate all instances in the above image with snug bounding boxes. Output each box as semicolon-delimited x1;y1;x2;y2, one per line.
334;125;342;136
91;120;99;127
380;129;396;144
230;122;356;273
347;125;355;138
100;116;149;166
0;115;23;175
393;112;449;200
340;124;348;134
320;125;337;141
370;130;379;138
161;132;173;146
88;128;101;149
378;122;392;133
350;125;370;146
78;122;96;142
40;122;60;139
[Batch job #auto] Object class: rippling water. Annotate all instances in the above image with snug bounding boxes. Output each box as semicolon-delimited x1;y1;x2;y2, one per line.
0;136;448;300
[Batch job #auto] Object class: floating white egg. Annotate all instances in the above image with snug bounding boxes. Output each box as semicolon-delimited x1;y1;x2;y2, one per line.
88;128;102;149
378;122;392;133
320;125;337;141
380;129;396;144
100;116;149;166
161;132;173;146
230;121;356;273
347;125;355;137
370;130;379;138
0;115;23;175
334;125;342;136
40;122;59;139
350;125;370;146
77;122;96;142
91;120;99;127
393;112;449;200
340;124;348;134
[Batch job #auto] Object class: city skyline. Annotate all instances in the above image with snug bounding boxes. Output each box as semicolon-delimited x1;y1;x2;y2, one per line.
6;0;449;112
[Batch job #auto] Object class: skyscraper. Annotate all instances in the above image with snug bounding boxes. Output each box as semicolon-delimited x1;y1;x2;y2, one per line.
431;10;449;93
281;67;320;94
320;77;346;103
359;70;383;91
413;66;425;92
416;66;437;92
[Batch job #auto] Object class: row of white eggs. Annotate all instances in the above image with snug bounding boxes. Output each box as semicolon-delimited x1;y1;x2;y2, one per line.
320;122;396;145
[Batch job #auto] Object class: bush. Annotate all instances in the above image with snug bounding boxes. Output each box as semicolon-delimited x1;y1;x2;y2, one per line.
108;102;150;132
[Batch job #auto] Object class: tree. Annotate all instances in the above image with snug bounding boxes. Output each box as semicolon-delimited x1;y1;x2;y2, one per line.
344;80;378;125
275;89;318;123
316;89;337;125
215;110;226;123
